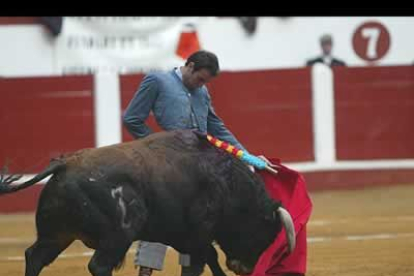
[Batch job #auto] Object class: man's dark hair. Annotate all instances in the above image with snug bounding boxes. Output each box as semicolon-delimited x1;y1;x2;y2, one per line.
185;50;220;76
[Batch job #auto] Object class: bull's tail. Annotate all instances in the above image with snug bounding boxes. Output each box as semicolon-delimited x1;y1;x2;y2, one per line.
0;161;65;195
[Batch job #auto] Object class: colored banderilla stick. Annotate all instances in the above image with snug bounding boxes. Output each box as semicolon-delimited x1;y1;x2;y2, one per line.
206;135;278;175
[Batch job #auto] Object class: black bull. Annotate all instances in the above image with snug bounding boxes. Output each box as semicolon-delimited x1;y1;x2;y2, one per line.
0;130;295;276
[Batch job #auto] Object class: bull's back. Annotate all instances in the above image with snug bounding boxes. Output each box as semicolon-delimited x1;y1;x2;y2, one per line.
34;129;265;252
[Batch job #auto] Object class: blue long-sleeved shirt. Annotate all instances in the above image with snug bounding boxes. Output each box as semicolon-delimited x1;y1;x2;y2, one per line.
123;68;246;151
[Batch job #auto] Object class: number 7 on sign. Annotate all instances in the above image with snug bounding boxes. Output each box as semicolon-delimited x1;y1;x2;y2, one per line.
362;27;380;59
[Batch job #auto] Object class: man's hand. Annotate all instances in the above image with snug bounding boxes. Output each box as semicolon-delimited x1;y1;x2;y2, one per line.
258;155;280;175
258;155;279;168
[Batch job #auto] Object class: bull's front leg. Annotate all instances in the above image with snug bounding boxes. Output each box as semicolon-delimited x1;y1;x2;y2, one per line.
205;244;227;276
186;244;226;276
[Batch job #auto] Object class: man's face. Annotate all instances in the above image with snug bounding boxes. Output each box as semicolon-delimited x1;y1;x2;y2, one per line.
183;63;215;90
321;42;332;56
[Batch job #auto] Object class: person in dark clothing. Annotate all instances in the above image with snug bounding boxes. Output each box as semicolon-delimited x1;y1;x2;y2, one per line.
306;34;346;67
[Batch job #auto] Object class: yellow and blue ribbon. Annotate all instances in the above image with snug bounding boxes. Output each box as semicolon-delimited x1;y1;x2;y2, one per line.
206;134;277;174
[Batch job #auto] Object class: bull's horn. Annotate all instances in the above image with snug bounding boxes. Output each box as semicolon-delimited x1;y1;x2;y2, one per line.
277;207;296;253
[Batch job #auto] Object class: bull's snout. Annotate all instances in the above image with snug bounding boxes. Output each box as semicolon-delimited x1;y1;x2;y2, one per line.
226;259;253;275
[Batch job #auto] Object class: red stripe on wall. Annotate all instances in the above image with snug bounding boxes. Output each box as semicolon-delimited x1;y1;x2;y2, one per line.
303;169;414;191
334;66;414;160
208;68;314;162
0;184;43;213
0;17;40;25
0;75;95;173
119;69;314;162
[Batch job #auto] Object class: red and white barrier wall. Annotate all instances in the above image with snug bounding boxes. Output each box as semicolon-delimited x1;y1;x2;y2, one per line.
1;65;413;212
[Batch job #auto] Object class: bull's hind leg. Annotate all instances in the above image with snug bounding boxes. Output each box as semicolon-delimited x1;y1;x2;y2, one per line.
88;240;132;276
25;236;74;276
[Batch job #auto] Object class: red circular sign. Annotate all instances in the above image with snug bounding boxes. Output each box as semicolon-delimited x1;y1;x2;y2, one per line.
352;21;391;62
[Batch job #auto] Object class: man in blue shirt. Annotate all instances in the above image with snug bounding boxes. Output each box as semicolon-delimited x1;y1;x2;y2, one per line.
123;50;252;276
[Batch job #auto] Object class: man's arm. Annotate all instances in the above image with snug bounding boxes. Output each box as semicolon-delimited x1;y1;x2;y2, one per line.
206;91;256;172
123;74;159;139
205;92;247;152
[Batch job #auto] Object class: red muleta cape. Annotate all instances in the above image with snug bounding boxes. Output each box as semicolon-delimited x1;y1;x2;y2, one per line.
244;158;313;276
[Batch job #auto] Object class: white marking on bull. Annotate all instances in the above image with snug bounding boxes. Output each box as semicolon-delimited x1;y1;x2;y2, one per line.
111;186;131;229
88;178;96;182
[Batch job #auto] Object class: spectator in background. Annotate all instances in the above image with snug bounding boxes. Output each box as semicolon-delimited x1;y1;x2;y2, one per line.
238;17;257;36
306;34;346;67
